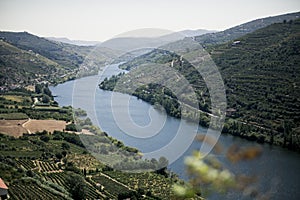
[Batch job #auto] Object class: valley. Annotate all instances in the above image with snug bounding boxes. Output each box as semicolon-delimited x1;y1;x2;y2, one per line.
0;10;299;200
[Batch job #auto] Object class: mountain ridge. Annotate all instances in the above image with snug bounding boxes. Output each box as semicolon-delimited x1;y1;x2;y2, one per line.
46;37;101;46
195;11;300;46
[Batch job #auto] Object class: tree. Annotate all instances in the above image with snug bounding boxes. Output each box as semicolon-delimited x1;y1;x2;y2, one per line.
40;135;50;142
156;157;169;177
35;84;42;94
41;94;50;103
66;123;82;132
55;152;63;160
43;86;52;96
62;142;70;150
66;173;87;200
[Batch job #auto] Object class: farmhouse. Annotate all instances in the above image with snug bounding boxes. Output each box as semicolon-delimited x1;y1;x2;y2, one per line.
0;178;8;200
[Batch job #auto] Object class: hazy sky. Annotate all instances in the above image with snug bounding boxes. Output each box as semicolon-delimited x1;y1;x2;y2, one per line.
0;0;299;41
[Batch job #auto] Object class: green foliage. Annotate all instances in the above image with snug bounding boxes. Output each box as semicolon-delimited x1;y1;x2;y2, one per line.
62;142;70;150
0;88;73;121
65;123;82;132
66;173;88;200
40;135;50;142
0;112;28;120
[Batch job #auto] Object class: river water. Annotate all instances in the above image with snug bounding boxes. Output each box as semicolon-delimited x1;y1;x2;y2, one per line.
50;64;300;200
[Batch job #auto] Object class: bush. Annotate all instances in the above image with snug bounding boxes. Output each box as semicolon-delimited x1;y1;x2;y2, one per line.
40;135;50;142
66;123;82;132
66;173;88;200
62;142;70;150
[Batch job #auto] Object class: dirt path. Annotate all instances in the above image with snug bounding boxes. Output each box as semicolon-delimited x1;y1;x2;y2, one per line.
22;118;31;134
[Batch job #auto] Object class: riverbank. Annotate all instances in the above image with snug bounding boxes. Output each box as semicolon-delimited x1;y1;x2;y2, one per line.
99;71;299;152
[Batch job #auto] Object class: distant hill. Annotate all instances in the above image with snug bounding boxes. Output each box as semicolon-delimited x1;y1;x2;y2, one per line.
99;29;214;52
47;37;101;46
179;29;216;37
195;11;300;46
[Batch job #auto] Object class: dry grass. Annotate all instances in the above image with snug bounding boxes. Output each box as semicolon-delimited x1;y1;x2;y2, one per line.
0;119;28;137
80;129;95;135
25;85;35;92
23;119;67;134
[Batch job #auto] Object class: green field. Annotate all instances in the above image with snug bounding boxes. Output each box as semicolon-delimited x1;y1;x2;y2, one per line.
0;113;28;120
0;128;179;199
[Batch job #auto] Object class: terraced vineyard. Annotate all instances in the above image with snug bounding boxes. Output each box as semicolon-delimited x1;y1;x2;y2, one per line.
42;172;103;199
210;19;300;149
42;172;68;187
8;179;69;200
16;159;36;170
92;173;132;198
34;161;60;172
104;171;173;199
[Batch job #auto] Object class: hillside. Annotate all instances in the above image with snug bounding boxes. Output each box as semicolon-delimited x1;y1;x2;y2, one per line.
195;11;300;46
0;31;120;90
0;31;84;69
0;31;119;68
210;19;300;148
0;40;65;90
0;132;178;199
100;19;300;150
0;88;183;199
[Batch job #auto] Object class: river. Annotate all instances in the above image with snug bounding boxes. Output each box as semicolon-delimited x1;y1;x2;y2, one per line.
50;64;300;200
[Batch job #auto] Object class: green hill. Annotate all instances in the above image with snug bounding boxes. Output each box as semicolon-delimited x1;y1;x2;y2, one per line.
0;40;65;89
0;31;120;90
100;18;300;150
0;31;84;69
0;31;119;69
210;19;300;148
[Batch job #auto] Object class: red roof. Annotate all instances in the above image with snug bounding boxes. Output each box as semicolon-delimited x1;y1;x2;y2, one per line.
0;178;8;190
